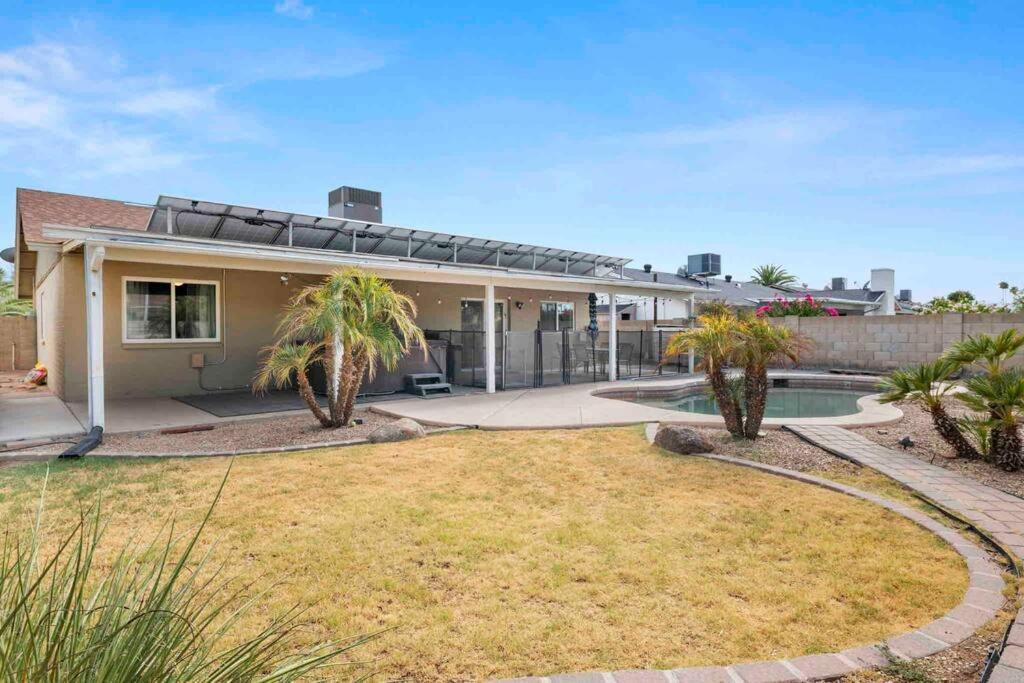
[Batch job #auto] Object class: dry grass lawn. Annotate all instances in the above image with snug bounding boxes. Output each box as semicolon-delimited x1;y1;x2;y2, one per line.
0;427;967;681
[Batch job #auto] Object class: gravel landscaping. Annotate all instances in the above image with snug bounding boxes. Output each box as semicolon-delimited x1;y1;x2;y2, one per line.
853;399;1024;500
10;409;404;457
690;426;862;475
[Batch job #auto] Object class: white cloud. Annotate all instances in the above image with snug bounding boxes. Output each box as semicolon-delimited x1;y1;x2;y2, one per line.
274;0;314;20
117;87;218;117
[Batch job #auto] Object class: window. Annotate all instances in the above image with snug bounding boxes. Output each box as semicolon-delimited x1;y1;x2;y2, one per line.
123;278;219;343
621;313;631;321
539;301;574;331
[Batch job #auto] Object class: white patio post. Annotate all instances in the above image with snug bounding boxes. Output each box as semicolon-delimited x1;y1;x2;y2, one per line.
84;244;106;429
484;283;496;393
688;293;696;374
607;292;617;382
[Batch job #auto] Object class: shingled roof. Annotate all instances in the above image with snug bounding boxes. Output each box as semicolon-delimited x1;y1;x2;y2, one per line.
16;188;152;245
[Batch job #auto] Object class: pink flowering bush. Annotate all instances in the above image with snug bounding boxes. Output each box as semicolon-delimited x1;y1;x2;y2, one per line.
756;294;839;318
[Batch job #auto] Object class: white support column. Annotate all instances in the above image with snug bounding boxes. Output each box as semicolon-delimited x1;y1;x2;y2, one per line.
607;292;617;382
84;244;106;430
688;293;696;374
484;284;496;393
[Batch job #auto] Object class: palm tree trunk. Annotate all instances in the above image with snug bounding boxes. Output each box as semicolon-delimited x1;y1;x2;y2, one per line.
297;372;333;428
341;351;369;425
708;367;744;437
929;404;981;460
742;367;769;439
991;425;1023;471
326;334;344;426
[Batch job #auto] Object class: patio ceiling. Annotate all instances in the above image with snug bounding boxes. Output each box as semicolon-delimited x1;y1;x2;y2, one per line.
145;196;631;278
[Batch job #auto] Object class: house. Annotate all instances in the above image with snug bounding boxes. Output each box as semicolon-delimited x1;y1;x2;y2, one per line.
602;258;915;322
11;186;704;431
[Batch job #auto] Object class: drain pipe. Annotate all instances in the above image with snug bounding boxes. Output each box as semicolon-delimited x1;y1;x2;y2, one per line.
197;269;249;392
60;426;103;458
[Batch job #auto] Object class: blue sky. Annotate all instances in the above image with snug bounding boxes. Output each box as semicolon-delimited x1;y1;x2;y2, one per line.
1;1;1021;301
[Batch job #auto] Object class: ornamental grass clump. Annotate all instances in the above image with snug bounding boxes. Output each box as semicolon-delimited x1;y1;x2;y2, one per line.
0;469;376;682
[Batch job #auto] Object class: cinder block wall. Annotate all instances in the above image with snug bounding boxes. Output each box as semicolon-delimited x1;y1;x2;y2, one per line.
777;313;1024;371
0;315;37;371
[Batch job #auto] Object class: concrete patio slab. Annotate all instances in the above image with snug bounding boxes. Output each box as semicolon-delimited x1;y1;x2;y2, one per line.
0;394;84;443
372;371;901;430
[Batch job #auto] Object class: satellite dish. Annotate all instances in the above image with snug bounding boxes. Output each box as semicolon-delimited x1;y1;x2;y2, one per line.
0;247;15;264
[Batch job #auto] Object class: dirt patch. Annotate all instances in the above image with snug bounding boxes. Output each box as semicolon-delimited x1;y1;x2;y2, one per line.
12;409;405;457
853;400;1024;500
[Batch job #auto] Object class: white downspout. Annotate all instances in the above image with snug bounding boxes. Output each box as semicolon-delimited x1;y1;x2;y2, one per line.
84;244;106;429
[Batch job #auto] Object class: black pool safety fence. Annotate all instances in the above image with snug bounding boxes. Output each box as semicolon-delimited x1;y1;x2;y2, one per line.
424;328;698;390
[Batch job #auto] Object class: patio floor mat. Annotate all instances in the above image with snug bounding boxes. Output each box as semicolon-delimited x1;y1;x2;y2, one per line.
173;387;476;418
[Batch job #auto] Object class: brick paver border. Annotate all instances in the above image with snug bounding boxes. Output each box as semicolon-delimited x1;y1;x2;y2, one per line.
490;426;1008;683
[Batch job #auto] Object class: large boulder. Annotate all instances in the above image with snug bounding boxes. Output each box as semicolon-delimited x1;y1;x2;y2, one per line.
654;425;714;455
367;418;427;443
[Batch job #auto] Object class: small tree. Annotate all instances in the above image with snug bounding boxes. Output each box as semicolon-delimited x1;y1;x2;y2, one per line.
0;270;32;317
750;264;798;288
663;310;808;440
734;317;808;438
878;360;981;460
664;311;744;436
957;371;1024;471
255;268;425;428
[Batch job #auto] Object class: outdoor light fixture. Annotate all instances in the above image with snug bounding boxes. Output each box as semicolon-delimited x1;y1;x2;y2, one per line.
280;273;291;286
515;301;524;310
415;289;420;296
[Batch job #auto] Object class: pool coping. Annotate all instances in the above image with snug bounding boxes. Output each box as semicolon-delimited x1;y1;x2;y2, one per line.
489;426;1007;683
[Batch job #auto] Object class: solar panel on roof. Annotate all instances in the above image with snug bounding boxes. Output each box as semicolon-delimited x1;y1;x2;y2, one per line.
145;195;631;276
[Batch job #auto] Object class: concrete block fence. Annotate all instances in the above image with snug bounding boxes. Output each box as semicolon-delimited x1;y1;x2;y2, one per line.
0;315;35;371
776;313;1024;372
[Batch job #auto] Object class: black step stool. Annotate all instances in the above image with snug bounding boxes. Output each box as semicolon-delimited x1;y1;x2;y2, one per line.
405;373;453;397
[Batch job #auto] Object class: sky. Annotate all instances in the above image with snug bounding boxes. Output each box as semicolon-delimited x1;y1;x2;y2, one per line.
1;1;1021;302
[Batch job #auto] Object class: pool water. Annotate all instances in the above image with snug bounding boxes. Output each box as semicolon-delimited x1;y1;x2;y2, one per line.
641;388;871;418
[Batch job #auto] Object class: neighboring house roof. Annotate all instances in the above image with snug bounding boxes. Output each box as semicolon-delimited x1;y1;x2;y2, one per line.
797;288;884;304
16;188;153;245
622;267;783;307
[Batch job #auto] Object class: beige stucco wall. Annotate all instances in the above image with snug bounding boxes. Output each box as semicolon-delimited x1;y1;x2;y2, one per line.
777;313;1024;371
58;263;595;401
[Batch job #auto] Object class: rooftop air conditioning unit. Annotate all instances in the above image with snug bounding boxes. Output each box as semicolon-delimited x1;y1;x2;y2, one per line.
328;186;382;223
686;253;721;277
899;289;913;302
831;277;847;291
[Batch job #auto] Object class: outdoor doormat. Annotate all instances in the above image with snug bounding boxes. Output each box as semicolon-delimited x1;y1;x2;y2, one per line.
173;391;327;418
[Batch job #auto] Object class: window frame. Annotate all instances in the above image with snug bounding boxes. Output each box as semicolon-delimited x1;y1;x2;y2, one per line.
539;300;575;331
121;276;221;345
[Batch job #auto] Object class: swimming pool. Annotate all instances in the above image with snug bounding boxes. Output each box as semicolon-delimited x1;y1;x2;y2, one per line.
633;387;873;418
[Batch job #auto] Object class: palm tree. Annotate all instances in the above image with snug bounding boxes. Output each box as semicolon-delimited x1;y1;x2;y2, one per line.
944;329;1024;376
878;360;980;459
664;311;744;436
255;268;425;428
734;318;808;438
750;264;798;288
957;371;1024;471
0;270;32;317
253;341;330;427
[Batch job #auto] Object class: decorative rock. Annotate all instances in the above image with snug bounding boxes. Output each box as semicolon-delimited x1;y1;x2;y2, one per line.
654;425;714;455
367;418;426;443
